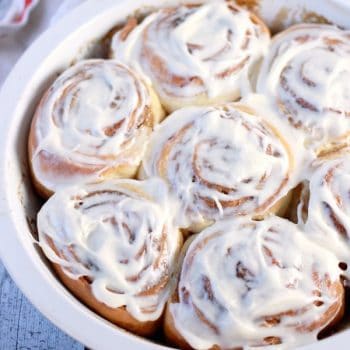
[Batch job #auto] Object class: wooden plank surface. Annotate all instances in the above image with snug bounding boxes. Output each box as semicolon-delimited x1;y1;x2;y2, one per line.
0;262;84;350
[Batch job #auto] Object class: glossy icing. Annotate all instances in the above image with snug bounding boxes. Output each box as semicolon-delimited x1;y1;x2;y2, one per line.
111;1;270;109
170;216;343;349
37;178;181;322
141;103;293;231
257;24;350;148
299;154;350;279
30;59;157;193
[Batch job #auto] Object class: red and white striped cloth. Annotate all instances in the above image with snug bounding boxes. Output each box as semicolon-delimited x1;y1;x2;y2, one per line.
0;0;86;84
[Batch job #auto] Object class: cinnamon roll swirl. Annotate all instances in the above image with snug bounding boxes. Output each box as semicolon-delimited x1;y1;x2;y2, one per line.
165;217;344;349
37;178;182;336
257;24;350;147
296;154;350;278
111;2;270;112
140;103;293;232
28;59;164;198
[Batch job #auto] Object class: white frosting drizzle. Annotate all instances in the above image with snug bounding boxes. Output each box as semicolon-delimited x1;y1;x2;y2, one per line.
142;104;292;230
257;24;350;147
37;178;181;322
300;154;350;279
256;0;350;32
28;6;350;347
242;93;317;176
30;59;157;193
111;1;270;105
170;216;343;349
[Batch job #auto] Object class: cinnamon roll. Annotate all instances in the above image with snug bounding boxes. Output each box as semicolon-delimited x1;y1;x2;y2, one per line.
165;217;344;349
140;103;293;232
28;59;164;198
257;24;350;147
37;178;182;336
111;2;270;112
295;154;350;278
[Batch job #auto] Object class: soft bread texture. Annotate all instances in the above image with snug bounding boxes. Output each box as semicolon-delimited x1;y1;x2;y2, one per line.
290;152;350;280
50;228;184;336
139;103;294;233
28;3;350;348
164;295;192;350
52;260;161;336
37;179;183;335
164;217;345;349
111;2;270;112
164;288;345;350
28;59;165;198
257;23;350;148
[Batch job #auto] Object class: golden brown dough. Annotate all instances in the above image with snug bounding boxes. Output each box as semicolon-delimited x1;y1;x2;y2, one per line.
29;59;164;198
164;217;345;349
37;179;182;336
111;2;270;112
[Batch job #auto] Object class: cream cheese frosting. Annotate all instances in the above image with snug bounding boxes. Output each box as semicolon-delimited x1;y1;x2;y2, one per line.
255;0;350;32
37;178;181;322
141;103;293;231
29;59;159;194
170;216;343;349
111;1;270;109
30;5;350;348
298;154;350;280
257;24;350;148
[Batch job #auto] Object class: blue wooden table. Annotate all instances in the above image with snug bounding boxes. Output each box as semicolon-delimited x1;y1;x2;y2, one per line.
0;262;83;350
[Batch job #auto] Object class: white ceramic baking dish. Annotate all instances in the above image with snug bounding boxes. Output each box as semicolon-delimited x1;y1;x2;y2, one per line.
1;0;350;349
